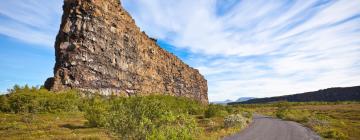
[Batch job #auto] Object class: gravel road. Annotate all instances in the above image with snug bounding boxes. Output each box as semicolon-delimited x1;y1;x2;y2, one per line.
223;115;321;140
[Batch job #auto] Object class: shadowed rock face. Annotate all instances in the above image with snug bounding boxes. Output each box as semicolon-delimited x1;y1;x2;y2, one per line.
45;0;208;104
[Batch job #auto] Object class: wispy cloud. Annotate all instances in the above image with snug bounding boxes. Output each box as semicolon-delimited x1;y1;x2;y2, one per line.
122;0;360;101
0;0;62;47
0;0;359;101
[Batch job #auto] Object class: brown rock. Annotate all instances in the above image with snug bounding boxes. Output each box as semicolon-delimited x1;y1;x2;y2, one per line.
45;0;208;104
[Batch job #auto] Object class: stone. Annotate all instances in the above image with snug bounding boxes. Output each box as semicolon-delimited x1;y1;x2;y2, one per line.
45;0;208;104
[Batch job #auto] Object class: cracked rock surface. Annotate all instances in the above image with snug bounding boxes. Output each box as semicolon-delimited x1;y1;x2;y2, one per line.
45;0;208;104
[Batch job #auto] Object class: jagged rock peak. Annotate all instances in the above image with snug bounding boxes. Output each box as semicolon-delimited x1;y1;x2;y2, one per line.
45;0;208;104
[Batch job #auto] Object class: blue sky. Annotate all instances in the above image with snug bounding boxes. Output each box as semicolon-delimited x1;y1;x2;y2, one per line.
0;0;360;101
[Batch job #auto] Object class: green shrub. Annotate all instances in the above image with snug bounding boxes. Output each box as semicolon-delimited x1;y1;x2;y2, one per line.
205;104;229;118
225;106;235;114
43;90;81;112
2;85;81;113
84;95;109;127
84;95;200;139
0;95;10;112
276;109;311;122
8;92;39;113
224;114;248;128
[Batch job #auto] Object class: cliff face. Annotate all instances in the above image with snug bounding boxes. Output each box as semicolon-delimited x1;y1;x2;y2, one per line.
45;0;208;104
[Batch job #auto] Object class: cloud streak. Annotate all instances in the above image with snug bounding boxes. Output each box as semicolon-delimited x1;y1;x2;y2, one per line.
0;0;359;101
0;0;62;47
122;0;360;101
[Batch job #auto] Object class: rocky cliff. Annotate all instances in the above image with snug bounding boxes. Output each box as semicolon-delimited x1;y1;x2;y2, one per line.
45;0;208;104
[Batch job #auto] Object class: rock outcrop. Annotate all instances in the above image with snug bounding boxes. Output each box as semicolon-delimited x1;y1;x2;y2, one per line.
45;0;208;104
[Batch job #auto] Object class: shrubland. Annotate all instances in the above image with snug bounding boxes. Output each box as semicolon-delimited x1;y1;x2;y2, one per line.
83;95;202;139
0;85;81;113
0;85;252;140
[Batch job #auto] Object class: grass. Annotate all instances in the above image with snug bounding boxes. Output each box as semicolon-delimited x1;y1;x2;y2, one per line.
0;112;250;140
294;104;360;140
237;102;360;140
0;111;251;140
0;112;114;140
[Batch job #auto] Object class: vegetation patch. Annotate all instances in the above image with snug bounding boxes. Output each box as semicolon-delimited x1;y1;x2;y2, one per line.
84;95;203;139
224;114;249;128
0;85;253;140
236;101;360;140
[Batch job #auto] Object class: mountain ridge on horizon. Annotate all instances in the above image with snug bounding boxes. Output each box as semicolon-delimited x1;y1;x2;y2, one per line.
229;85;360;104
212;97;255;104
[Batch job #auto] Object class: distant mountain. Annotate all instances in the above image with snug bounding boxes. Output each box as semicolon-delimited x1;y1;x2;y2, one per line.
211;99;233;105
212;97;255;104
229;86;360;104
235;97;256;102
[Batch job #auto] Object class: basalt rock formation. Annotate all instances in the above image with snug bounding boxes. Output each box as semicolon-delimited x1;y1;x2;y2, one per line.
45;0;208;104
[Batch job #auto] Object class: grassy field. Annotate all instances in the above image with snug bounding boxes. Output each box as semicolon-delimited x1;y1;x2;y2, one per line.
294;104;360;140
0;111;250;140
0;112;114;140
237;102;360;140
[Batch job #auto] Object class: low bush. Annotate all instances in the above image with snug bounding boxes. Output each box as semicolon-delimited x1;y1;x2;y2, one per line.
1;85;81;113
205;104;229;118
276;109;311;122
0;95;10;112
275;102;311;123
84;95;201;139
224;114;248;128
83;95;110;127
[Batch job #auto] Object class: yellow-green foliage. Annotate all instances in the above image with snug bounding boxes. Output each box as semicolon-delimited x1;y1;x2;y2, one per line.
204;104;230;118
321;129;348;140
84;95;204;139
1;85;255;140
1;85;81;113
276;109;311;122
83;95;110;127
0;95;10;112
272;102;357;140
0;112;113;140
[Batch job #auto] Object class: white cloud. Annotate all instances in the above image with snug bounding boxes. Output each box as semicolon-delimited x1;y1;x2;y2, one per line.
0;0;62;47
0;0;359;101
123;0;360;101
